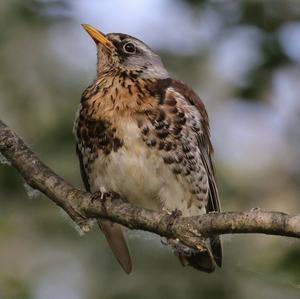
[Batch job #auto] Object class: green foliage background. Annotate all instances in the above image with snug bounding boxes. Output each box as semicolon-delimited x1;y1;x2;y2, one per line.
1;1;300;298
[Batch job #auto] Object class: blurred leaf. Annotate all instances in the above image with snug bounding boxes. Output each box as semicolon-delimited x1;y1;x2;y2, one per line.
0;277;32;299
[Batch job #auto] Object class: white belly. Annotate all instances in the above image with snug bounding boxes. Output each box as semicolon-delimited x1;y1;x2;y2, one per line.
89;121;204;216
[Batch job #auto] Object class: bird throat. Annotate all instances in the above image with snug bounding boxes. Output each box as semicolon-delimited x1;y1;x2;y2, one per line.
82;71;157;120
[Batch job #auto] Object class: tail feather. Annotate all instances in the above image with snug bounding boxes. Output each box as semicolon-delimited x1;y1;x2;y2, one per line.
176;237;222;273
211;235;222;267
184;249;215;273
98;219;132;274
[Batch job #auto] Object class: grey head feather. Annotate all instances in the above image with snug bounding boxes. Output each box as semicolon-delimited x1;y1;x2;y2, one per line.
104;33;169;79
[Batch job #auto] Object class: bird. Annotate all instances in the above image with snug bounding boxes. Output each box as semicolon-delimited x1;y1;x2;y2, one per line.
74;24;222;274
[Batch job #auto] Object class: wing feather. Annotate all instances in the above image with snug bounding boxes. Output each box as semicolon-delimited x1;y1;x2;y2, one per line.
169;80;223;267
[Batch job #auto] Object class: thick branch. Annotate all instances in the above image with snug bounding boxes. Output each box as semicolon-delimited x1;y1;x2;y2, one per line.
1;119;300;251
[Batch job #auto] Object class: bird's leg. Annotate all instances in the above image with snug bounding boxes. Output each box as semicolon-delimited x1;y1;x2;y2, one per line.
165;208;182;231
160;209;197;266
160;208;182;246
91;187;120;216
162;208;203;256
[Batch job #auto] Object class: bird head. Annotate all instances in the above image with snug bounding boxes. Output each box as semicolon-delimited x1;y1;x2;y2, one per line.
82;24;169;79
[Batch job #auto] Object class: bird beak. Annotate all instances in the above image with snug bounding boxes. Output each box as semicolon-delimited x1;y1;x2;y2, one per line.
81;24;114;49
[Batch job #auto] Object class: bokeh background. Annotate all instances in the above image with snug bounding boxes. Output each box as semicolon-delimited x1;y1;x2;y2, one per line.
1;0;300;298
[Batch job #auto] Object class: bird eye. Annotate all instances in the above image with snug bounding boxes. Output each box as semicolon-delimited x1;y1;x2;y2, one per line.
123;42;136;54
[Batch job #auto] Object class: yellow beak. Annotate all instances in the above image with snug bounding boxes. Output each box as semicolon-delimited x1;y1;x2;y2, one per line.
81;24;114;49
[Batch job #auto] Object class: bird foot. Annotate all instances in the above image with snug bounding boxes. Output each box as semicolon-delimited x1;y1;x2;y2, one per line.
91;189;120;215
164;238;193;256
165;208;182;231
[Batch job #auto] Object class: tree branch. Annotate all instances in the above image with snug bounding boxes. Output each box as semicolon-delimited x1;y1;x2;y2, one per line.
1;119;300;251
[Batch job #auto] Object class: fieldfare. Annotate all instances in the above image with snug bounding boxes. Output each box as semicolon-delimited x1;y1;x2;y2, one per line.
74;24;222;273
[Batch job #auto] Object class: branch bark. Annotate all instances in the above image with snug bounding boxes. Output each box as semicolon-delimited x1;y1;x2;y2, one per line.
1;119;300;251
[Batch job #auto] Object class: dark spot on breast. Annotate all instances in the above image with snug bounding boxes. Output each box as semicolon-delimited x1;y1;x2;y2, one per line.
142;127;149;135
128;85;132;95
81;94;88;102
192;189;198;194
77;115;123;156
81;128;88;142
189;164;196;172
156;110;166;122
164;142;172;151
129;71;138;79
169;107;178;114
186;153;194;160
175;116;186;125
163;156;174;164
173;167;182;174
113;137;123;151
102;88;109;97
158;141;165;150
96;121;106;135
178;111;185;118
184;169;190;176
135;83;146;98
98;135;109;146
120;71;127;80
154;121;165;130
182;144;191;153
146;139;157;147
81;84;99;102
156;129;169;139
103;146;112;155
172;126;182;136
200;187;207;193
165;97;177;106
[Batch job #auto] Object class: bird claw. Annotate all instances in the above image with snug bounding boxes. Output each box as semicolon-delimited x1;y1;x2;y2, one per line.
161;238;168;246
91;189;120;215
165;208;182;230
171;208;183;218
91;190;105;202
161;237;180;249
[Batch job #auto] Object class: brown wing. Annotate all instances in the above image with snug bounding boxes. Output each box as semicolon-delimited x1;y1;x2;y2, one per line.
170;80;222;267
76;145;132;273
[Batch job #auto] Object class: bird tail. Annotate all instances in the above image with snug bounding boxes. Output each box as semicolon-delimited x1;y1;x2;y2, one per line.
176;236;222;273
98;219;132;274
